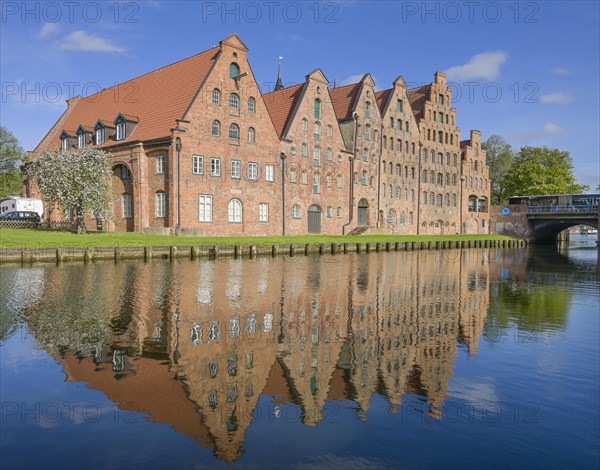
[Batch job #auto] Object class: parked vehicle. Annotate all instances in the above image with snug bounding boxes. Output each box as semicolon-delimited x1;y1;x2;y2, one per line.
0;211;41;224
0;197;44;217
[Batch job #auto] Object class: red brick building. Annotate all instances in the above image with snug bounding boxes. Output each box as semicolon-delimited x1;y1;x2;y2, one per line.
27;34;490;235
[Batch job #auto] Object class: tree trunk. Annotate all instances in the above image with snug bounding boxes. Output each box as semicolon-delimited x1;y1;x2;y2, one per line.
76;206;86;234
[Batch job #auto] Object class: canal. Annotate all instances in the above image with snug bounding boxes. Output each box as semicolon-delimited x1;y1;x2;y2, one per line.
1;243;598;468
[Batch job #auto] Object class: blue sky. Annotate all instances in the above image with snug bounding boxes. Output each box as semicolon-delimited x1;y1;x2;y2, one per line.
1;0;598;189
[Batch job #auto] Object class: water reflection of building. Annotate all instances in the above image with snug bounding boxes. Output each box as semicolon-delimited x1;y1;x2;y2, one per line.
24;250;490;462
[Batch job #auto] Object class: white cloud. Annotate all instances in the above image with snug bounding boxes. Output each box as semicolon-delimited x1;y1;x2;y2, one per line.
511;122;564;142
445;51;509;80
550;67;571;75
540;93;574;105
341;74;364;86
57;30;126;53
38;23;60;38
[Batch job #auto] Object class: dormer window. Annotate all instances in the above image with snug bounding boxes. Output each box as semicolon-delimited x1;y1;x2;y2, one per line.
116;122;125;141
78;133;86;148
61;137;69;151
96;128;105;145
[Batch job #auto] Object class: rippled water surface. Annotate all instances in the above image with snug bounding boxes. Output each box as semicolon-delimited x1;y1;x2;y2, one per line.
1;245;598;469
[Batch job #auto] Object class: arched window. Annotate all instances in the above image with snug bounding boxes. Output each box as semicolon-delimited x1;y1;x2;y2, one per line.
438;131;443;143
436;194;443;206
229;93;240;110
437;173;443;185
302;119;308;132
429;171;434;183
387;209;396;225
327;148;333;161
313;173;320;194
248;97;256;113
326;174;332;187
422;191;428;204
229;123;240;141
212;88;221;105
301;143;308;157
396;164;401;176
369;175;374;187
314;99;321;118
452;174;457;185
229;63;240;78
474;160;479;171
314;122;321;141
383;136;387;149
399;211;405;225
326;206;332;218
365;101;371;118
445;173;450;185
452;194;457;207
411;143;415;154
228;199;242;223
437;153;443;164
248;127;255;143
431;150;435;163
404;188;408;201
290;168;297;183
301;170;308;184
430;192;435;205
409;212;414;224
395;186;401;199
364;124;371;140
292;204;301;218
445;194;450;206
327;125;333;137
374;129;379;142
422;170;427;183
212;120;221;136
397;139;401;151
381;183;386;196
155;191;166;218
361;170;368;185
313;146;320;166
337;175;343;188
396;119;402;130
410;189;415;202
411;167;415;179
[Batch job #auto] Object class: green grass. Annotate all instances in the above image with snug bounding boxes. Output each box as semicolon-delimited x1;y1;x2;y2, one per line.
0;228;515;249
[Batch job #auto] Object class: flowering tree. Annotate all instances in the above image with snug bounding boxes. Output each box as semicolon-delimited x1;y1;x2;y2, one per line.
26;149;114;234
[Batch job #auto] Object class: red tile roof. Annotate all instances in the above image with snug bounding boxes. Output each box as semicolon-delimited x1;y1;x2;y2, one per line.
36;46;219;153
375;88;392;114
407;85;431;123
329;82;361;121
263;83;304;138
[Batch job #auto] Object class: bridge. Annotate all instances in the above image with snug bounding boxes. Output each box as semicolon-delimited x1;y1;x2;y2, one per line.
524;205;599;243
492;194;600;244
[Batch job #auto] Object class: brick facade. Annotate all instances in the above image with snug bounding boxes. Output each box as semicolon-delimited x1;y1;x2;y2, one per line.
26;34;490;236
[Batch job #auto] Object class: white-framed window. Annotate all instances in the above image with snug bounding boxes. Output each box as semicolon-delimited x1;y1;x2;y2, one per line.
313;173;320;194
248;162;258;181
210;157;221;176
313;146;320;167
326;206;332;218
248;127;255;143
192;155;204;175
229;123;240;141
212;120;221;136
301;143;308;157
336;207;342;218
213;88;221;105
121;165;131;179
78;133;86;148
156;192;166;218
95;128;104;145
248;96;256;113
229;93;240;110
231;160;241;179
259;203;268;222
395;186;401;199
387;209;396;225
265;164;274;182
314;122;321;141
156;154;165;174
61;137;69;151
122;193;132;219
198;194;212;222
228;199;242;223
116;122;125;141
362;149;368;162
292;204;301;218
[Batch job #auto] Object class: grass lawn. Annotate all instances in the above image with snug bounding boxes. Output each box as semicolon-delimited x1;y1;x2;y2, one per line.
0;228;515;249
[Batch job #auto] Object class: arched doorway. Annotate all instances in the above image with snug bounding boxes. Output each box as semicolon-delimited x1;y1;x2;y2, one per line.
358;198;369;226
308;205;322;234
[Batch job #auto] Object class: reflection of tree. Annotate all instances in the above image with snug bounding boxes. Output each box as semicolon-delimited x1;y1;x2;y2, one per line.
0;307;19;342
487;281;570;332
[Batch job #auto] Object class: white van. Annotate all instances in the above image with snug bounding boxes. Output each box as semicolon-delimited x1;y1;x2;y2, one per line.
0;197;44;217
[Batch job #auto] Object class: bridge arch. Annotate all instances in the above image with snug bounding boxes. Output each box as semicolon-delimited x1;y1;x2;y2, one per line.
531;219;598;244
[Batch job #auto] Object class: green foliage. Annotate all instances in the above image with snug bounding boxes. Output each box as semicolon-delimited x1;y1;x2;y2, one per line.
25;149;114;234
483;135;514;204
502;146;589;197
0;127;25;198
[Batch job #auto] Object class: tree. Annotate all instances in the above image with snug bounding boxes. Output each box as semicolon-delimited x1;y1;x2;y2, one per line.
25;149;114;234
502;146;589;198
483;134;514;204
0;126;25;198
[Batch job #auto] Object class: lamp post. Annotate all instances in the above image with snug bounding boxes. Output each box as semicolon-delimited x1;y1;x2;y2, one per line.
175;137;182;235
